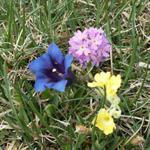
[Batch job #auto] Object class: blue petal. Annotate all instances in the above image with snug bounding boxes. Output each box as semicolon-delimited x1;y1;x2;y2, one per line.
46;80;67;92
35;72;47;78
48;42;64;64
29;53;52;73
64;54;73;72
34;78;48;92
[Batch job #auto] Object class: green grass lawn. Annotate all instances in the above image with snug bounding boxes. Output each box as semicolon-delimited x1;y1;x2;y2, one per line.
0;0;150;149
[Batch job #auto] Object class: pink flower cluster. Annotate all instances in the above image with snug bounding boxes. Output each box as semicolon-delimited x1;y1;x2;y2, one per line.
68;27;111;66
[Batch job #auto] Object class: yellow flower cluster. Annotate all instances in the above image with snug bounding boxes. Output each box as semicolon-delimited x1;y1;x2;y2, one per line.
88;72;121;104
88;71;122;135
92;108;116;135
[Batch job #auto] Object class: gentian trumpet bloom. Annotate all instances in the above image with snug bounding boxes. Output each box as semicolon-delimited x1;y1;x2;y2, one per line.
29;42;73;92
69;27;111;66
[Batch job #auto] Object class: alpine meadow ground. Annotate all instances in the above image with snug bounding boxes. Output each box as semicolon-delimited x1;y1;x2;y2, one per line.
0;0;150;149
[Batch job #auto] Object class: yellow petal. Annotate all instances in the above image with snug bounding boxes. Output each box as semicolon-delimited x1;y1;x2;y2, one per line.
106;74;121;97
87;82;99;87
103;126;114;135
94;73;101;82
94;72;111;87
109;75;121;91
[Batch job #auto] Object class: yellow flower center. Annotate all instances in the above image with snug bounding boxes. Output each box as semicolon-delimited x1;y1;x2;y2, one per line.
104;116;110;121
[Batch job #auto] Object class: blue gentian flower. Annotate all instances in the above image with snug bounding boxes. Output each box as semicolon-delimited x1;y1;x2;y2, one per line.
29;42;74;92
